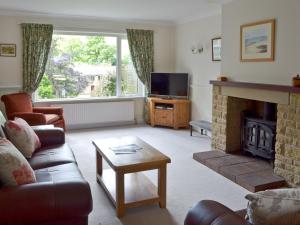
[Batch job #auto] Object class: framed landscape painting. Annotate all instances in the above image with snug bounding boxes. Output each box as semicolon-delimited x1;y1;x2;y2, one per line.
240;19;275;62
0;44;16;57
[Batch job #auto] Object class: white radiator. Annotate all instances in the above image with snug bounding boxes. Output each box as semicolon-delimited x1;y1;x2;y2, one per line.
54;101;135;129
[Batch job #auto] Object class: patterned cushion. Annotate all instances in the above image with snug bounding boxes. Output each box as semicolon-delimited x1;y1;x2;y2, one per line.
4;118;41;158
0;111;7;138
0;138;36;186
246;188;300;225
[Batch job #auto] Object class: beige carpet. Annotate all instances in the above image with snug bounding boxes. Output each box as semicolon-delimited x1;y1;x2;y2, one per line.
66;125;249;225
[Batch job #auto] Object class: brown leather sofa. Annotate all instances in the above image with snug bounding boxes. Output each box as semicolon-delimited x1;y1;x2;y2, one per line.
0;125;93;225
184;200;252;225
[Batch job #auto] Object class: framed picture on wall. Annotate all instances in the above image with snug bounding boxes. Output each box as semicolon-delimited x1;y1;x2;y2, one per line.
0;44;16;57
212;37;221;61
240;19;275;62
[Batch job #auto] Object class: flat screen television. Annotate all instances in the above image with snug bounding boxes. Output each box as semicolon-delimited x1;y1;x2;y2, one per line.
150;72;189;99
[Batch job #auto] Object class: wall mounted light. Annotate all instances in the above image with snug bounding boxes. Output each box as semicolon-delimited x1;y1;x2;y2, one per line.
191;44;204;54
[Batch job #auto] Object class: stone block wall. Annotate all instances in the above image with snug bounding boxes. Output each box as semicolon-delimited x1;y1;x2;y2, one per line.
211;86;254;153
211;86;227;151
275;94;300;187
211;85;300;187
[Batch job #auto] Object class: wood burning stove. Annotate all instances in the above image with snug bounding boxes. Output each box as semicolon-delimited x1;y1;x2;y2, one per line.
241;102;276;161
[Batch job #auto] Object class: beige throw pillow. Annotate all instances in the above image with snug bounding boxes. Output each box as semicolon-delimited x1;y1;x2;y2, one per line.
246;188;300;225
5;117;41;158
0;138;36;186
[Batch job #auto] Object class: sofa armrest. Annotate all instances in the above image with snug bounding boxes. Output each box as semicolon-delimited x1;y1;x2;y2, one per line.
33;126;65;146
0;181;92;225
33;107;63;116
11;112;46;125
184;200;252;225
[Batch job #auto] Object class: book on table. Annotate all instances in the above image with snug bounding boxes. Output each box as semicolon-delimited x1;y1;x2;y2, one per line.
109;144;142;154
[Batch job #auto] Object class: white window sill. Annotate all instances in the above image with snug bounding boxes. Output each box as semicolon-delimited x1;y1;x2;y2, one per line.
34;96;145;104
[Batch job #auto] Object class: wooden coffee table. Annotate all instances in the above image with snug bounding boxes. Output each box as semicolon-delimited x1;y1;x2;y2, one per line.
92;136;171;217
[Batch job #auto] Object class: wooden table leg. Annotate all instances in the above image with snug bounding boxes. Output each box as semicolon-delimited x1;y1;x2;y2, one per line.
116;172;125;217
158;164;167;208
96;150;102;182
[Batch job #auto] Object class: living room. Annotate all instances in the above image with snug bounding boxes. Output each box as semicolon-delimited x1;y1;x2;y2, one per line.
0;0;299;225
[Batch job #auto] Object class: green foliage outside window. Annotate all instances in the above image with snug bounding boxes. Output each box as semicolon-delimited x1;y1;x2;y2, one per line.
102;75;128;97
38;74;54;99
64;36;116;65
37;34;137;99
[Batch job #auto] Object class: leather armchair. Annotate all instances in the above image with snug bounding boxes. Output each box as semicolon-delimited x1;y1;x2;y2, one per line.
1;92;65;130
184;200;252;225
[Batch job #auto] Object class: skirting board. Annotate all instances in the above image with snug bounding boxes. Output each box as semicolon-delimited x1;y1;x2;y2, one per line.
66;120;137;130
192;126;212;138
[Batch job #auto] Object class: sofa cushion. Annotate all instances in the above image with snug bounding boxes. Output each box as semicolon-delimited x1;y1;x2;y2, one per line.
246;188;300;225
0;163;92;225
35;163;84;182
0;138;36;186
29;143;76;170
5;117;41;158
34;163;93;218
45;114;60;124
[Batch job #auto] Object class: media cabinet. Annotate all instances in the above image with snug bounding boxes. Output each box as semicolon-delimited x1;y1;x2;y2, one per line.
148;97;190;129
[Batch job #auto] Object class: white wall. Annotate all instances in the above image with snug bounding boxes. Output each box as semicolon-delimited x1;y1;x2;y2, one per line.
0;14;175;87
0;17;22;87
0;14;176;124
174;0;300;123
3;0;298;125
222;0;300;85
175;15;221;121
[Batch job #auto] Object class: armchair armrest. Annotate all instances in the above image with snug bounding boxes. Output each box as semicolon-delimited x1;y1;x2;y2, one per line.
0;181;92;225
33;107;63;116
184;200;251;225
33;126;65;146
11;112;46;125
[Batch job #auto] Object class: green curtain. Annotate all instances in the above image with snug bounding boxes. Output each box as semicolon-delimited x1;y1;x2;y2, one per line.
21;23;53;94
126;29;154;122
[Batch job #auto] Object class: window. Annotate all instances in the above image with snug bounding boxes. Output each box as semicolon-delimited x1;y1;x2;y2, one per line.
36;32;143;100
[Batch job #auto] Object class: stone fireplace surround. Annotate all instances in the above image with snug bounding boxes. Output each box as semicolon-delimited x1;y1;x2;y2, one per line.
210;80;300;187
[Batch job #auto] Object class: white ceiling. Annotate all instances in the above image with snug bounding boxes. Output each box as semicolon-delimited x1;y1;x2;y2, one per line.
0;0;232;24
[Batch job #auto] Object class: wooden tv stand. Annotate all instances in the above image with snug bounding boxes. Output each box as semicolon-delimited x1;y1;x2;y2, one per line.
148;97;190;129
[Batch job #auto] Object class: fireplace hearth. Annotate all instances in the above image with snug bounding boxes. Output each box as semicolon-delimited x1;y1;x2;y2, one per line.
210;80;300;187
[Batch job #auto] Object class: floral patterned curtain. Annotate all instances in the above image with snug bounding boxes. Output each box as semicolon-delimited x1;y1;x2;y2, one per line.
21;23;53;94
126;29;154;122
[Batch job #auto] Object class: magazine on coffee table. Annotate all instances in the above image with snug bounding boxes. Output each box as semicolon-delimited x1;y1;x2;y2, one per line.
110;144;142;154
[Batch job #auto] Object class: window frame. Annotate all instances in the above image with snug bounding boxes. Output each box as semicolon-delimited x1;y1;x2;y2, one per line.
35;30;144;102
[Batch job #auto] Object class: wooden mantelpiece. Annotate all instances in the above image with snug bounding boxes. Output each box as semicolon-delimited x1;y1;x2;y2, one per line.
210;80;300;94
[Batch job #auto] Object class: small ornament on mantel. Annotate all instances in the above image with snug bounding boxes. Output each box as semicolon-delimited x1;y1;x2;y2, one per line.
217;76;228;82
292;74;300;87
